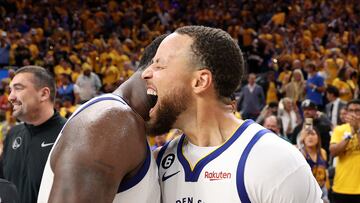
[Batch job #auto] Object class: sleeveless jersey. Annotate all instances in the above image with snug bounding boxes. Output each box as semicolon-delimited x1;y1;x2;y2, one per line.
157;120;322;203
304;150;328;187
38;94;160;203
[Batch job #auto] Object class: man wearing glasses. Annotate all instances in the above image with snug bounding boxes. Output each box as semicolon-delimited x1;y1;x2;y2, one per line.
330;99;360;203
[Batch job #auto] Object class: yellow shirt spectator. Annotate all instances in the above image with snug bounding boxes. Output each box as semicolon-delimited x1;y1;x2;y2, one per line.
60;106;77;118
325;57;344;84
274;33;284;49
315;23;326;39
332;78;353;102
278;70;291;84
54;64;72;76
28;43;39;59
330;123;360;194
101;64;120;86
259;33;273;41
271;12;285;25
266;82;278;104
242;28;256;47
347;53;359;69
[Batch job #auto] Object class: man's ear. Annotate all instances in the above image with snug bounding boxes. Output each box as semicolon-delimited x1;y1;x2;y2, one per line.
192;69;212;94
39;87;51;102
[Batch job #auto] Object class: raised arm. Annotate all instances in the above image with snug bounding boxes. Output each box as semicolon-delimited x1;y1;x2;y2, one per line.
48;101;147;203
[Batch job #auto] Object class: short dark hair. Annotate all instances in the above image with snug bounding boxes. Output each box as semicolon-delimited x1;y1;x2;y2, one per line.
337;67;347;81
268;101;278;108
306;62;316;71
175;25;245;98
326;85;340;98
138;34;169;70
15;66;56;103
346;99;360;109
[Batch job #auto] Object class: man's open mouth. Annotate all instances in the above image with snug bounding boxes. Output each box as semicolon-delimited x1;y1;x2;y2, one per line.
147;89;158;112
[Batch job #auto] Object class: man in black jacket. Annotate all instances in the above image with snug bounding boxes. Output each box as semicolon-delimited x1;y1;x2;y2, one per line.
325;85;347;126
0;66;66;203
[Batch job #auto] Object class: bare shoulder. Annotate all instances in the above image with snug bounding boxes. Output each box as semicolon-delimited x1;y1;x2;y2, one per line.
51;99;147;178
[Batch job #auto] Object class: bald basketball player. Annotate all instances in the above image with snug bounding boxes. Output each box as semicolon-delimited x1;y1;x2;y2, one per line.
37;35;166;203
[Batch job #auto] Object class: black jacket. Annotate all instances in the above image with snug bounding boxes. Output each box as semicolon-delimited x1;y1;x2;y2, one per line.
0;178;20;203
1;112;66;203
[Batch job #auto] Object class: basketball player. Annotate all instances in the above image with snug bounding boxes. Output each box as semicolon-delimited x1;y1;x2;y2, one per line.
37;35;166;203
142;26;322;202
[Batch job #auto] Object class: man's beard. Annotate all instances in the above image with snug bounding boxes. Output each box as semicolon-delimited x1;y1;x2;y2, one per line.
146;88;189;135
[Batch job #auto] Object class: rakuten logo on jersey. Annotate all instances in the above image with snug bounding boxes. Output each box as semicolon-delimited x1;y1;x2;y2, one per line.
204;171;231;181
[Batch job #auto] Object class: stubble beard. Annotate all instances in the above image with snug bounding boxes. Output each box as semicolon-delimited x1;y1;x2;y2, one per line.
146;88;189;135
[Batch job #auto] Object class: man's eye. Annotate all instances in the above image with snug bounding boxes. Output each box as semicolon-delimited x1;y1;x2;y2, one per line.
156;66;165;70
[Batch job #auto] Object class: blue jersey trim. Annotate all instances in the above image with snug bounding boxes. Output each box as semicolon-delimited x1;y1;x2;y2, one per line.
71;94;127;119
236;129;270;203
178;119;254;182
156;141;171;167
118;144;151;192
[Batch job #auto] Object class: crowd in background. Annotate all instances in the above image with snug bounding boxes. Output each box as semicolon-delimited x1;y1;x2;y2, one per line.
0;0;360;202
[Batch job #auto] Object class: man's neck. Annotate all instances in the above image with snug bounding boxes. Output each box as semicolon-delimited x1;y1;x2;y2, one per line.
177;99;243;147
28;106;54;126
308;71;315;77
330;97;338;104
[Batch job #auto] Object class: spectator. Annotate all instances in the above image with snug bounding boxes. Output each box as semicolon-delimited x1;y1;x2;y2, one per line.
305;62;325;110
280;69;306;105
1;66;67;203
54;58;72;79
74;63;102;104
0;31;11;67
324;49;344;85
278;97;302;137
59;96;77;118
339;107;347;125
57;73;75;104
263;115;290;142
255;101;278;124
329;99;360;203
100;57;120;93
14;39;31;67
299;128;330;203
258;70;280;105
239;73;265;120
347;70;359;99
291;99;332;156
332;67;353;102
0;79;11;118
325;85;347;126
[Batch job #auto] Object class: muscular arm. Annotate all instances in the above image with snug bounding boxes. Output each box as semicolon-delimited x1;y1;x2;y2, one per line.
48;101;147;203
329;139;350;157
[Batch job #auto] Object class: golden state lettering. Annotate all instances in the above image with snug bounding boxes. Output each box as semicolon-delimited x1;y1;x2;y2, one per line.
204;171;232;181
176;197;204;203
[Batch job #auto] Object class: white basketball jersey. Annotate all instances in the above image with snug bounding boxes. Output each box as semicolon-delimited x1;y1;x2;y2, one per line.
38;94;160;203
157;120;322;203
